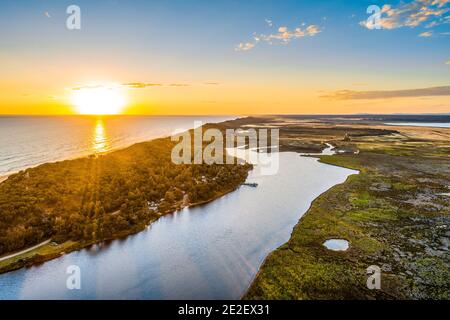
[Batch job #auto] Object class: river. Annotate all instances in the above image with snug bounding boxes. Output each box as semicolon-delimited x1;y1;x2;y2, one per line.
0;146;357;299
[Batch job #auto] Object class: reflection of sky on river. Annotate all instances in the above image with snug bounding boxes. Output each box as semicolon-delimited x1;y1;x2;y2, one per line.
0;149;357;300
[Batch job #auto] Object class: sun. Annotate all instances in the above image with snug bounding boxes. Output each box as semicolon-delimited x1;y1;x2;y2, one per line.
70;85;127;115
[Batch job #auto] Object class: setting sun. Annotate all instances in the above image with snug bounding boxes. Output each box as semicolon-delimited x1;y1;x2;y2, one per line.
0;0;449;303
70;85;126;115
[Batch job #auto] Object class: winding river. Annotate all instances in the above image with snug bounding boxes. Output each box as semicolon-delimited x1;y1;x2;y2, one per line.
0;147;357;299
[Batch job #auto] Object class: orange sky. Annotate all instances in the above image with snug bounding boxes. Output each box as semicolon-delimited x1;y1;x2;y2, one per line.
1;80;449;115
0;0;449;115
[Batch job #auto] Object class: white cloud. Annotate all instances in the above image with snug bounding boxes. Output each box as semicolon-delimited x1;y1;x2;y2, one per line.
360;0;449;30
235;22;322;51
235;42;255;51
306;25;320;35
432;0;450;7
419;31;433;36
425;20;439;27
321;86;450;99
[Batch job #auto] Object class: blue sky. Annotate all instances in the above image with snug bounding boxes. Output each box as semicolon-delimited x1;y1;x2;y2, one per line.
0;0;449;114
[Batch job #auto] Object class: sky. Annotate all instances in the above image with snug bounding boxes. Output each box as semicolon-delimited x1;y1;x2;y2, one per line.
0;0;449;115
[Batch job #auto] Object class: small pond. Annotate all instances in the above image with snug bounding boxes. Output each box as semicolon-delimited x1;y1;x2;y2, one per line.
323;239;349;251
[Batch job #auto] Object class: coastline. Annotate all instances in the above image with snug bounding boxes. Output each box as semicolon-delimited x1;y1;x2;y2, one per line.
0;179;247;275
0;119;251;275
2;116;448;299
0;116;243;182
244;121;450;299
0;130;358;299
240;168;359;299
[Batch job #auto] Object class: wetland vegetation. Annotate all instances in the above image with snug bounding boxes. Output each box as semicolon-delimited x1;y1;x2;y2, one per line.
1;115;448;300
244;115;450;299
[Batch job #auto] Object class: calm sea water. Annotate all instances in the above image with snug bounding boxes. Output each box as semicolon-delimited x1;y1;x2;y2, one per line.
0;145;357;299
0;116;234;177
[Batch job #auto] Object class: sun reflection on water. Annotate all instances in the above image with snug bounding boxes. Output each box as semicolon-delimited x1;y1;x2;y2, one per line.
92;119;109;153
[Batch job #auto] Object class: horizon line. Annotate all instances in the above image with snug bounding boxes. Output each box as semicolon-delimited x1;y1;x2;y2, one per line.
0;112;449;117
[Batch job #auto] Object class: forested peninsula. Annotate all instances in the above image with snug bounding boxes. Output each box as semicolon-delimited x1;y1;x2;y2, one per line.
0;124;251;273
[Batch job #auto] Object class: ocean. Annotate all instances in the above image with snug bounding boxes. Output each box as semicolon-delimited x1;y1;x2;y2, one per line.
0;116;235;177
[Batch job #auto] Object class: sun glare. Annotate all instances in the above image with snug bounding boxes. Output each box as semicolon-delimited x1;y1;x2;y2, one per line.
71;85;126;115
92;119;109;153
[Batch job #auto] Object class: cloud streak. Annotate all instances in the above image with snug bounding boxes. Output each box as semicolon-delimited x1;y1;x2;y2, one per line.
235;42;255;51
419;31;433;36
360;0;449;30
71;82;195;91
321;86;450;100
122;82;190;88
122;82;163;88
169;83;190;87
235;22;321;51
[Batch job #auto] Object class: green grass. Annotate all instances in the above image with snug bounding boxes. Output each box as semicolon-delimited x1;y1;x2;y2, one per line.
245;142;450;300
0;241;77;273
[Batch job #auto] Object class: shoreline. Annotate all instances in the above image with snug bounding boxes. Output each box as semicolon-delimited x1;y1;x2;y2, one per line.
0;240;51;263
0;135;358;299
0;175;8;184
0;183;246;275
0;128;338;277
240;155;360;299
0;117;377;282
2;115;448;299
0;115;243;182
0;118;251;275
244;120;450;299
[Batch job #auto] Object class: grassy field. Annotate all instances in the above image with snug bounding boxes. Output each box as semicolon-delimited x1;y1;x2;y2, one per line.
0;240;78;273
245;119;450;299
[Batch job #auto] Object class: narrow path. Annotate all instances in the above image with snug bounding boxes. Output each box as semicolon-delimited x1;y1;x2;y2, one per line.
0;239;51;262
